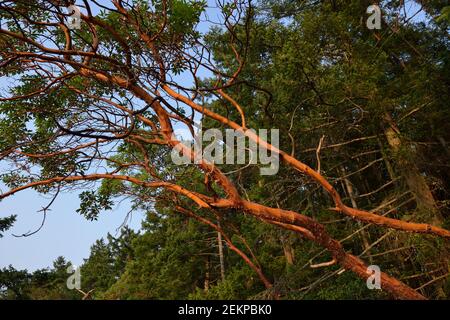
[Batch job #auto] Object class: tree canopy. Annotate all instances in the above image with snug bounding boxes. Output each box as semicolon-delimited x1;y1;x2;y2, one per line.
0;0;450;300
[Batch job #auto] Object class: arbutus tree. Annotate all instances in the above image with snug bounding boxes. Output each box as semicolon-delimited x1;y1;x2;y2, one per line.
0;0;449;299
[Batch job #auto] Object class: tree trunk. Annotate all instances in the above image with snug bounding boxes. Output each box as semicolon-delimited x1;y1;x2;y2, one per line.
281;235;295;266
204;257;210;292
383;112;442;225
217;227;225;282
384;112;447;298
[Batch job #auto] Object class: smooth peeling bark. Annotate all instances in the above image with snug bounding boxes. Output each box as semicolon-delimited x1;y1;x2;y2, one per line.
160;84;450;239
211;198;426;300
248;202;426;300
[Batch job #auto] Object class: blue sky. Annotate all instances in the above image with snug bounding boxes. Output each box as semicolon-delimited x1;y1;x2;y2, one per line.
0;185;143;271
0;0;220;272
